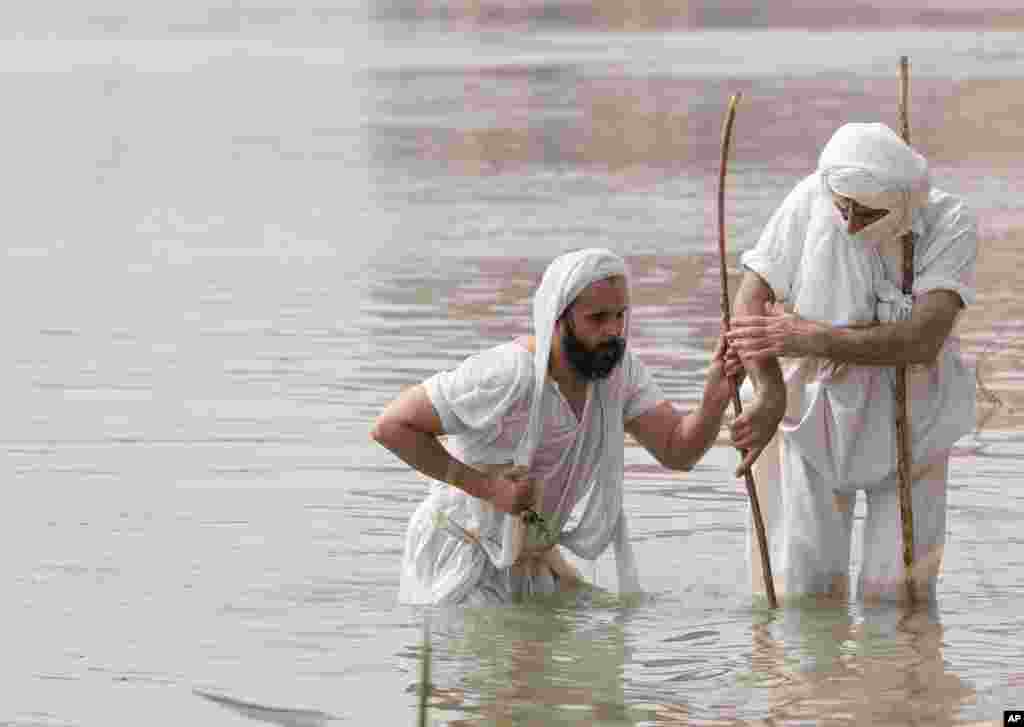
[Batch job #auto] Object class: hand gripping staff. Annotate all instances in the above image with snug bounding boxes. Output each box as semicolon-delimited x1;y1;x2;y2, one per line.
716;93;778;609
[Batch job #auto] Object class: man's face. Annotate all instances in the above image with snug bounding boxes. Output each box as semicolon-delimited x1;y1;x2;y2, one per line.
832;192;889;235
560;276;628;380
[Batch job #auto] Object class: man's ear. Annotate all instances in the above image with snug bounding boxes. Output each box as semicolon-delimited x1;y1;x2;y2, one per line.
556;304;574;332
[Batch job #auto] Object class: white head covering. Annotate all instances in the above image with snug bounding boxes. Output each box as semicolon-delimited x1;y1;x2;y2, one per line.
515;248;628;467
788;123;927;325
819;122;930;249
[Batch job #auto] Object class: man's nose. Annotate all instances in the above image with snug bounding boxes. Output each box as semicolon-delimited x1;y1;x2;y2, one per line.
604;316;625;338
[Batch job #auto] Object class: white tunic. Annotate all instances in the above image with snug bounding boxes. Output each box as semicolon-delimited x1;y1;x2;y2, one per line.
398;341;664;605
741;173;977;490
739;122;978;599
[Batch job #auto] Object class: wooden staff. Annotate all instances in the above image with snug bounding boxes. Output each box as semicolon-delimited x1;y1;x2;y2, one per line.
895;56;917;604
717;92;778;609
418;615;431;726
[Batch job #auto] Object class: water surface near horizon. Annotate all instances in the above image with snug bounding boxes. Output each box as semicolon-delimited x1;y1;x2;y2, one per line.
2;7;1024;726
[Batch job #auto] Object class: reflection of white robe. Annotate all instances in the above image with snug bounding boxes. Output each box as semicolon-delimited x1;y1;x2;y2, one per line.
399;343;663;605
740;167;977;598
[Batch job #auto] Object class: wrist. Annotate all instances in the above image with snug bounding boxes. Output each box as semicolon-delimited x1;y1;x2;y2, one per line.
703;387;732;416
761;392;786;421
749;371;785;406
760;384;786;408
476;470;497;504
809;320;833;358
749;381;786;420
454;463;491;501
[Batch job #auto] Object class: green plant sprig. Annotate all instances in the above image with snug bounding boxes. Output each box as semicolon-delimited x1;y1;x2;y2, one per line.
522;508;552;540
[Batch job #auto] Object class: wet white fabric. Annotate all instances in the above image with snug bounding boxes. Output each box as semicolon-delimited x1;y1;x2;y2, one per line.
741;125;977;490
739;123;977;598
748;436;949;601
398;249;664;605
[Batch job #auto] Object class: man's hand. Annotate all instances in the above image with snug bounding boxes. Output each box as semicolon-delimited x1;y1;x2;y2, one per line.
728;391;784;476
726;305;828;361
486;469;536;515
714;334;782;478
703;335;745;408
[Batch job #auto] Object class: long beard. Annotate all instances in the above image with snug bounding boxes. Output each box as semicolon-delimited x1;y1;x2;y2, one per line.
562;322;626;380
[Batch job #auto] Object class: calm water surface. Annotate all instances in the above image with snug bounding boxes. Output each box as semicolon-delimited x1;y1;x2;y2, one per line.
2;4;1023;725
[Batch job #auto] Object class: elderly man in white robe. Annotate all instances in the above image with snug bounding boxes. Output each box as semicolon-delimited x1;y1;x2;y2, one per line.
726;122;977;604
372;248;742;605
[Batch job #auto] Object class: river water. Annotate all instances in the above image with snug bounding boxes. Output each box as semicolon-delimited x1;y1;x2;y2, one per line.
1;3;1023;726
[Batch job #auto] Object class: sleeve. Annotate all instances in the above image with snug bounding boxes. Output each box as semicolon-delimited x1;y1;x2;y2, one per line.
739;174;817;302
913;193;978;308
621;350;666;423
422;345;531;436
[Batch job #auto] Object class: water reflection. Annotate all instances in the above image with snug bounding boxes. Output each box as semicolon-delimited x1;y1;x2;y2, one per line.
371;0;1024;31
372;64;1024;183
747;603;975;726
416;596;645;726
404;596;983;726
960;220;1024;430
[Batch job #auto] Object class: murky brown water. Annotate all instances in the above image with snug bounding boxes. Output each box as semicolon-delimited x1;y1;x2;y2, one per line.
1;4;1023;726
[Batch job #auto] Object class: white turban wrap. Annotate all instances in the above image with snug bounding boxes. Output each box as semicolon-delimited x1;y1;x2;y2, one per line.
787;123;930;326
819;122;930;250
516;248;628;468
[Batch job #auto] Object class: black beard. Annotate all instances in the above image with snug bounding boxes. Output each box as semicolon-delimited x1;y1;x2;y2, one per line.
562;320;626;380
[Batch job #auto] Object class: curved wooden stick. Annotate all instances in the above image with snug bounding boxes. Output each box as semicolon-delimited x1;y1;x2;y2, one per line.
418;615;431;726
895;56;917;605
717;92;778;609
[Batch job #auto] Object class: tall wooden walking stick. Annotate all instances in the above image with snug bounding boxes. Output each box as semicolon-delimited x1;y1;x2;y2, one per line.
895;56;917;604
418;614;431;726
717;92;778;609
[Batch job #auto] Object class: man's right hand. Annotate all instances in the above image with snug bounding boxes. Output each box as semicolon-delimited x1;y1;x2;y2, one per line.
486;469;536;515
729;391;785;476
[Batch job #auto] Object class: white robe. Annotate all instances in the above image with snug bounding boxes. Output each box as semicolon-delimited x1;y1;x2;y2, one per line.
739;123;977;598
742;175;977;490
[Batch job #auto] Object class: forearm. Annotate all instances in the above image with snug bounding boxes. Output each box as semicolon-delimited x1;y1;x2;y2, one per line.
667;392;731;471
372;422;493;501
821;320;941;366
740;355;785;406
733;272;785;402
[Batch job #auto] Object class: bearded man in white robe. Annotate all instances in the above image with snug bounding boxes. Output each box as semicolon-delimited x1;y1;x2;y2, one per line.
372;248;742;605
726;123;977;604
